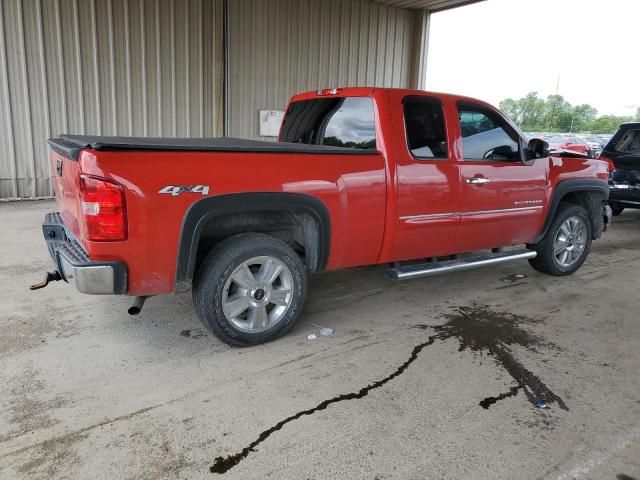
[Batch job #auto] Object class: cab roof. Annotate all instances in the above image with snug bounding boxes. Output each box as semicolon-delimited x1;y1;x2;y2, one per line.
290;87;496;109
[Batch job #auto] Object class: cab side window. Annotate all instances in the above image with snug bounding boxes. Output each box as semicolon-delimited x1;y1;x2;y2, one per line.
458;104;520;162
403;96;448;160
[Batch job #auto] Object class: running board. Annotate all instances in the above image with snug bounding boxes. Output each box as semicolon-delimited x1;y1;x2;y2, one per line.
385;249;537;281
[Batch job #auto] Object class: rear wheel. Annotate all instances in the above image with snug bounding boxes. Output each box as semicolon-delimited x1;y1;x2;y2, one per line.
193;233;307;346
529;204;592;276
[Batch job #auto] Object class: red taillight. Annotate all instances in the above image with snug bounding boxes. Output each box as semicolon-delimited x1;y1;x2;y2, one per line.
79;175;127;241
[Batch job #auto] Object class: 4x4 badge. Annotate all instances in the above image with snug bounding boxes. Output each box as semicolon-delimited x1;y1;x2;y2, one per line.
159;185;210;196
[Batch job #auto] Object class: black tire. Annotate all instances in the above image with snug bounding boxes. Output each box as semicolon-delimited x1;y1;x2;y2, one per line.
528;203;592;276
610;204;625;216
193;233;307;347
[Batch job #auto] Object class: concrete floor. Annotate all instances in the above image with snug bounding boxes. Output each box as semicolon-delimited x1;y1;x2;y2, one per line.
1;199;639;480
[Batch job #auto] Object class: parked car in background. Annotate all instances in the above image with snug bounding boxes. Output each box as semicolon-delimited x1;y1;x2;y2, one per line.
600;123;640;215
547;135;594;158
598;135;614;148
582;135;605;157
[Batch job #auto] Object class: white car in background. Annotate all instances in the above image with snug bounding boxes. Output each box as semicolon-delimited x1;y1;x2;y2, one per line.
581;136;605;156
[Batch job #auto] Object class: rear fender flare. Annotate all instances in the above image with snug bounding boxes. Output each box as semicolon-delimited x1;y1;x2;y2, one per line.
174;192;331;293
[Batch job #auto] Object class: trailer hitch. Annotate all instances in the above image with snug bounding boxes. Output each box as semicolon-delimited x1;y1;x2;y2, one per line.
30;271;62;290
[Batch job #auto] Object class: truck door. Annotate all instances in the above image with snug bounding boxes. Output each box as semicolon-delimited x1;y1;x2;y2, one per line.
387;92;461;262
454;101;547;252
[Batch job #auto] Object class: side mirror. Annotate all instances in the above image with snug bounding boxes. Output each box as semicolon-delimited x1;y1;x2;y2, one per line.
526;138;550;161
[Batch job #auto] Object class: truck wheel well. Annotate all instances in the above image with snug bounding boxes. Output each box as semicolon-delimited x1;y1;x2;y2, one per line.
194;210;319;274
559;191;591;210
174;192;330;293
559;191;606;238
531;179;609;245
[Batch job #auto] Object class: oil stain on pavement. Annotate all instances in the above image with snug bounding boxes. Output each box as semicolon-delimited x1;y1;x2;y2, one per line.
437;305;568;411
210;304;566;474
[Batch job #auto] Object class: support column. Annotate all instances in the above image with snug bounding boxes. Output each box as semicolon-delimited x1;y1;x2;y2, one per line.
409;9;431;90
220;0;228;137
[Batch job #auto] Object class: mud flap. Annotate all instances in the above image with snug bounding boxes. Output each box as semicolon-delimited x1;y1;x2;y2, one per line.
588;194;611;239
602;203;613;232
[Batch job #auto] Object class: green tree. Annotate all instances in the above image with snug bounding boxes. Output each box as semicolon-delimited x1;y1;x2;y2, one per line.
590;115;634;134
499;98;519;122
544;95;574;132
635;107;640;122
499;91;629;134
569;104;598;133
500;92;546;131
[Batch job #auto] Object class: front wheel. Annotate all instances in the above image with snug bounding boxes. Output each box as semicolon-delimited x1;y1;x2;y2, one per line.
193;233;307;346
528;204;592;276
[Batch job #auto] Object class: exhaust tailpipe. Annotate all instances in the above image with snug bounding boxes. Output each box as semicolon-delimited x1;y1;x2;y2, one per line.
128;296;149;315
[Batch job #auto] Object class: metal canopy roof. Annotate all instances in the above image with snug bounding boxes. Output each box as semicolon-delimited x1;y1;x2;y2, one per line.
371;0;484;12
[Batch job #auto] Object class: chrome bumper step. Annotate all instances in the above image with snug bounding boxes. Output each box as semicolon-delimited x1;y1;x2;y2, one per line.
385;249;537;281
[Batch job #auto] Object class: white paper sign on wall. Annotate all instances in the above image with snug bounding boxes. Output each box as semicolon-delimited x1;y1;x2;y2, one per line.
259;110;284;137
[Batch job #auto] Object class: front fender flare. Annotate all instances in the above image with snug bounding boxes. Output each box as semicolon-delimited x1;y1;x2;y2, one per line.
532;179;609;244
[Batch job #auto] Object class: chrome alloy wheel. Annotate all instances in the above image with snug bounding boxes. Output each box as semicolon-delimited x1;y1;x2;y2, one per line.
553;216;587;268
221;256;294;333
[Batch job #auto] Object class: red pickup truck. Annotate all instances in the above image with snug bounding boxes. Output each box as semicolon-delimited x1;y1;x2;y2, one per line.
37;87;612;346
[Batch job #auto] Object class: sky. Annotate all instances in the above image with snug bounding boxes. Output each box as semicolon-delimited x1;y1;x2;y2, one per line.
425;0;640;117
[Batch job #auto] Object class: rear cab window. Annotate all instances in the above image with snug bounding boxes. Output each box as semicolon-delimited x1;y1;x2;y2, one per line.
457;103;521;162
403;96;448;160
279;97;376;150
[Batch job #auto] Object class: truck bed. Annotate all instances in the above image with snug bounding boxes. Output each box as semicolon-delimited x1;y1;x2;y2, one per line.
48;134;376;160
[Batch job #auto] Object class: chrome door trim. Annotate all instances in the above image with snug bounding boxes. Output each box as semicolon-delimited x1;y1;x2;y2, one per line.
461;206;543;216
400;206;543;222
399;212;459;221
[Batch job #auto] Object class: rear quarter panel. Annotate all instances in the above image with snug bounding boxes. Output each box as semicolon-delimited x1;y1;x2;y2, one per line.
78;149;386;295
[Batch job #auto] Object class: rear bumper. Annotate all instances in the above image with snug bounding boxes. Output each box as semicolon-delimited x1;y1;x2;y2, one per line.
42;212;127;294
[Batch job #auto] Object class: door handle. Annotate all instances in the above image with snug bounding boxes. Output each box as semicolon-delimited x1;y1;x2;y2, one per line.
466;177;491;184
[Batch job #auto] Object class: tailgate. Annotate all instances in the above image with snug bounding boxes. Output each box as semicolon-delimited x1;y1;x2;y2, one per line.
48;139;84;240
